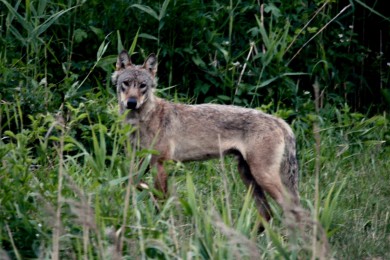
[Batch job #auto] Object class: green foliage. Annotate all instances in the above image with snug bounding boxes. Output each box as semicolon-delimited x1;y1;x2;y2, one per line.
2;103;388;258
2;0;388;120
1;0;389;259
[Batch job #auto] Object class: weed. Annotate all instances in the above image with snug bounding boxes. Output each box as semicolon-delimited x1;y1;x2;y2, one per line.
1;0;389;258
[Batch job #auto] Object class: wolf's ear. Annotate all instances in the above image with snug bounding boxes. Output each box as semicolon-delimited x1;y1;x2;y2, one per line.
143;53;157;77
112;50;131;85
116;50;132;70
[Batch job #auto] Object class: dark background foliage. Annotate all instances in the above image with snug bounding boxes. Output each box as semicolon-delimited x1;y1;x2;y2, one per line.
0;0;389;258
1;0;389;121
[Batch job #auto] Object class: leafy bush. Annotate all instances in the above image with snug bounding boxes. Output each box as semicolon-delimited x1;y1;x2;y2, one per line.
1;0;389;259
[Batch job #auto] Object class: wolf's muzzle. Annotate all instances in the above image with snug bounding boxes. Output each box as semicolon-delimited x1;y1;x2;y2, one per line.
126;98;138;110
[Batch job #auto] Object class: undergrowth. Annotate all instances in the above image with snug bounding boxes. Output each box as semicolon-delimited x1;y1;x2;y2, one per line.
1;0;389;259
0;92;389;259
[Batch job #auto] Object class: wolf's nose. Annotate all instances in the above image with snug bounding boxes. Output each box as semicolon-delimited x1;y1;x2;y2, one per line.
126;98;137;110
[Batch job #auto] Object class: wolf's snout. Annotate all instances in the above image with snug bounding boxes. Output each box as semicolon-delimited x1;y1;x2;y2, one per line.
126;98;138;110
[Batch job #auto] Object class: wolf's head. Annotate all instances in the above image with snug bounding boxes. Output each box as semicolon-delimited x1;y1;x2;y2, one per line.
112;50;157;111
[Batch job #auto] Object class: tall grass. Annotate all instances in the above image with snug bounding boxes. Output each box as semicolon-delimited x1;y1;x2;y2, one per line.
1;0;389;259
1;87;388;258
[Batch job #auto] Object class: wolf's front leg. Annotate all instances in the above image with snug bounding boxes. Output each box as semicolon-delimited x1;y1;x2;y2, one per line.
154;161;168;195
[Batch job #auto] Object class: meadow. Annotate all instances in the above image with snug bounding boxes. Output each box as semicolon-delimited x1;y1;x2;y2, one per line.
1;0;389;259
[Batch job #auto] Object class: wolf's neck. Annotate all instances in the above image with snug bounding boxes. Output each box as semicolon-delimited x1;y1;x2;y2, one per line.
139;94;159;121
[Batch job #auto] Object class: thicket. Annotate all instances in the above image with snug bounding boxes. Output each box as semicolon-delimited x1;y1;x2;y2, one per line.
0;0;389;259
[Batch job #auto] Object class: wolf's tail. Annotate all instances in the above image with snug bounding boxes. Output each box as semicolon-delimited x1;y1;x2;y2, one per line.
281;128;300;203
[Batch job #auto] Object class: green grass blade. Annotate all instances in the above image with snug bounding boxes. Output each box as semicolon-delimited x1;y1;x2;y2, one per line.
117;30;124;53
1;0;32;31
159;0;171;21
32;5;79;39
128;28;140;56
131;4;158;20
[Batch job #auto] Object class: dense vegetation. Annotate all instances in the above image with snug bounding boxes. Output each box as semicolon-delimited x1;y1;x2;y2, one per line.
1;0;389;259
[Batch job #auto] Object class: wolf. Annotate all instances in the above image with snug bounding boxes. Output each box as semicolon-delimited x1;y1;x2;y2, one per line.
111;50;300;222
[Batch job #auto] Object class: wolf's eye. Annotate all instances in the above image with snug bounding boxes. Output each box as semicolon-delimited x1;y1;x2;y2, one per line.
121;81;129;92
140;83;147;89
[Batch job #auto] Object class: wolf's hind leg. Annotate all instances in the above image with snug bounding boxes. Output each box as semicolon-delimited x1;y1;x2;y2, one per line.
237;156;272;222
